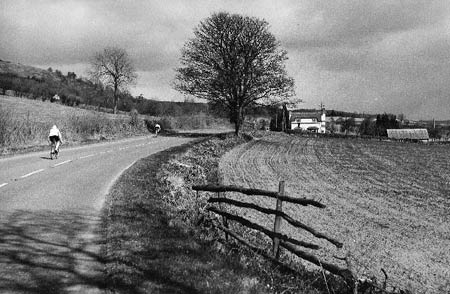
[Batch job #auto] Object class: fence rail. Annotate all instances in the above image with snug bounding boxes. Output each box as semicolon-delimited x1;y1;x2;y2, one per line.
193;184;325;207
207;197;342;247
193;181;352;280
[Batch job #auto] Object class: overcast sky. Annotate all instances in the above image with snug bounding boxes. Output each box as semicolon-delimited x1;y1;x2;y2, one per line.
1;0;450;120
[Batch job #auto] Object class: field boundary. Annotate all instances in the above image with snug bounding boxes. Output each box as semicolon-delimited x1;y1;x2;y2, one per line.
193;181;353;282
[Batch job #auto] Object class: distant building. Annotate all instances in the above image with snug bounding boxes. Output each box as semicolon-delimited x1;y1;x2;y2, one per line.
289;108;326;133
387;129;429;142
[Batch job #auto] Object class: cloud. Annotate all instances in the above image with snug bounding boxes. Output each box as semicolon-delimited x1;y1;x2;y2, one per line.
1;0;450;119
282;0;449;50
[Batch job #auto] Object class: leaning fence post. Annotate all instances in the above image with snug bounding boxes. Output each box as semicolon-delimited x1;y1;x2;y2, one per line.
272;181;284;259
218;191;229;241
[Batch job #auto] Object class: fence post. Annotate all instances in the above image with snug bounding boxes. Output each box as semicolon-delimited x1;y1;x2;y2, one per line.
218;192;229;241
272;181;284;259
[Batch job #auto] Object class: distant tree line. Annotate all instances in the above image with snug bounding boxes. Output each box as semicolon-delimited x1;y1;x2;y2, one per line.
359;113;399;136
326;109;370;118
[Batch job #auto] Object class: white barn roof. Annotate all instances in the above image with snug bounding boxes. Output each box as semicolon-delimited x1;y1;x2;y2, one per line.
387;129;429;140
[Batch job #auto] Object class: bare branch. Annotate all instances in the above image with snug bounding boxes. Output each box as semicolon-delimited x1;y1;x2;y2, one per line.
89;47;137;113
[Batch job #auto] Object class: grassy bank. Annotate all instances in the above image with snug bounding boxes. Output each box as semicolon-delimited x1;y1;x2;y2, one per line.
103;133;349;293
102;138;272;293
157;133;350;293
0;95;233;155
0;95;149;155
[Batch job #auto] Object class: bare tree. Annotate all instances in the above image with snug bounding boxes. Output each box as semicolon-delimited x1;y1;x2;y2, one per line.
174;12;295;135
90;47;137;114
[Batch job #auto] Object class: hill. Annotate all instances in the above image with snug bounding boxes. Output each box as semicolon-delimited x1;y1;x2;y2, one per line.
0;94;148;155
0;59;56;81
0;59;221;117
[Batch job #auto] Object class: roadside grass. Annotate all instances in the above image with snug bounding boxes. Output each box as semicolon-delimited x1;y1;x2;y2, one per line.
0;95;233;155
101;140;272;294
0;95;149;154
159;113;232;131
155;133;351;294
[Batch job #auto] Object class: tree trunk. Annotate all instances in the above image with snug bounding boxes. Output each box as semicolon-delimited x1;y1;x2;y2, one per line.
113;79;119;114
234;106;243;136
234;120;240;136
113;85;118;114
282;103;289;132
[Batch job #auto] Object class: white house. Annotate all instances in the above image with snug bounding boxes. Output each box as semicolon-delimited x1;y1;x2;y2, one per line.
290;108;326;133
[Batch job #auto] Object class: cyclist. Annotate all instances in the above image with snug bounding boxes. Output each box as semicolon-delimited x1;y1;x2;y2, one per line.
48;125;62;155
155;123;161;137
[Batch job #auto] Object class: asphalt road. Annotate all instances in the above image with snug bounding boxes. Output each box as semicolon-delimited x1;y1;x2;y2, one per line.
0;135;195;293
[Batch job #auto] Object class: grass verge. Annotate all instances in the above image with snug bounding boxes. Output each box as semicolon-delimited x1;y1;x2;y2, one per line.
102;133;353;293
0;95;149;155
101;138;270;293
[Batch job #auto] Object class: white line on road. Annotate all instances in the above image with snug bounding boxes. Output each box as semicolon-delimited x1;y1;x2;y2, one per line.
53;160;72;167
0;183;8;188
20;169;45;179
79;154;95;159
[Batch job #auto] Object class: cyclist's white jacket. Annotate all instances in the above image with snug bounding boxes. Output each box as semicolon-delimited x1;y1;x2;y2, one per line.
48;126;62;140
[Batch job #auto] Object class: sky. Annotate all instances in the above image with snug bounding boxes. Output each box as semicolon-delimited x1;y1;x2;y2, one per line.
1;0;450;120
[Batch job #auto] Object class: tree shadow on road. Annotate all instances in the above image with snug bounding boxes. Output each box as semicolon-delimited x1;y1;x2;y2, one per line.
0;209;107;294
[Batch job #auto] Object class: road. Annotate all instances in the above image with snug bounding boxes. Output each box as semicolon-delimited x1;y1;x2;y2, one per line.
0;135;195;293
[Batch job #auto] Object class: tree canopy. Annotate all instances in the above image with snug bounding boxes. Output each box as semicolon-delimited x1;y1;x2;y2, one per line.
175;12;295;134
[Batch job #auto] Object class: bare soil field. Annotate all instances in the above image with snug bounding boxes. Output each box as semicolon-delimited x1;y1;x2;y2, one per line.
219;133;450;293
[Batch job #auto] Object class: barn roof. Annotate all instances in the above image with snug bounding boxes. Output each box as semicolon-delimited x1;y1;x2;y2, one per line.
387;129;429;140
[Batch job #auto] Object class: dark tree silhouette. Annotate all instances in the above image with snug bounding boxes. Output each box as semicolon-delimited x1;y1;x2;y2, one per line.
90;47;137;114
175;12;295;135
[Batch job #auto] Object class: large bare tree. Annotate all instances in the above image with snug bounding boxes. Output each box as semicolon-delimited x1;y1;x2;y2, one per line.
174;12;295;135
90;47;137;114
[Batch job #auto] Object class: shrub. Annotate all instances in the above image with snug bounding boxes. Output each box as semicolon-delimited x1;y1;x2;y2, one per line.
129;108;139;126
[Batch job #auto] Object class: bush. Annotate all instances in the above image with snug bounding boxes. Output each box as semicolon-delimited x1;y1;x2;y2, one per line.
129;108;139;126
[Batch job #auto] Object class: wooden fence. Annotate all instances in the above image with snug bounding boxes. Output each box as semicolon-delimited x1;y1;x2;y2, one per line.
192;181;353;281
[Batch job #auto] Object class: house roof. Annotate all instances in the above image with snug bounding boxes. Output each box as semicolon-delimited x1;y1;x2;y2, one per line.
387;129;429;140
290;112;323;122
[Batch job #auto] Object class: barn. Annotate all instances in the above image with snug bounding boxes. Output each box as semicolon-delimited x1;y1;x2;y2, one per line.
387;129;429;142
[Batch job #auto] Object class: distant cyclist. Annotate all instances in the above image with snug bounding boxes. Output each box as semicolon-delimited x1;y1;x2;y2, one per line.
48;125;62;155
154;123;161;137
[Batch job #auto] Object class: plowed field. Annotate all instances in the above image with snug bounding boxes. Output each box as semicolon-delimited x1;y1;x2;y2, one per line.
219;133;449;293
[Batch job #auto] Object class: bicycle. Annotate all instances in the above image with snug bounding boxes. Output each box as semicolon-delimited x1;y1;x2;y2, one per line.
49;139;61;160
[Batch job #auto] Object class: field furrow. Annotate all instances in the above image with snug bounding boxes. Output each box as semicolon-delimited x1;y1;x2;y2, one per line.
219;134;450;294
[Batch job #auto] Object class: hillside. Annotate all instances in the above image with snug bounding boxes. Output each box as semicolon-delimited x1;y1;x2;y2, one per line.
0;59;219;117
0;95;149;155
0;59;56;81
